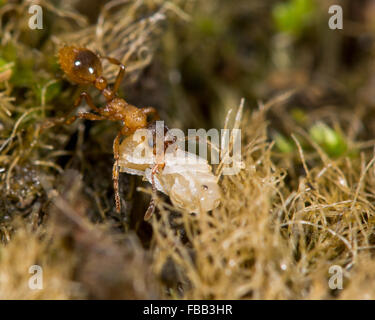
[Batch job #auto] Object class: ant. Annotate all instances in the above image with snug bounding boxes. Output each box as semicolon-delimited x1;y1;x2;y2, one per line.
44;46;159;215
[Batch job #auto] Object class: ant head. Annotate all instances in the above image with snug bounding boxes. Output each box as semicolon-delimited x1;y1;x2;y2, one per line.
58;46;103;84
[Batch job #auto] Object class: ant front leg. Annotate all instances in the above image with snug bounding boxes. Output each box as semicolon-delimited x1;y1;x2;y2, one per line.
42;92;100;129
100;56;126;94
74;91;101;113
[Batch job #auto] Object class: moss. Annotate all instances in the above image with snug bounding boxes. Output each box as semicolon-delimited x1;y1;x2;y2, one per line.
273;0;316;37
309;123;348;158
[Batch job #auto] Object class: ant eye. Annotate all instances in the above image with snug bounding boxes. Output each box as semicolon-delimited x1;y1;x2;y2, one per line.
202;185;208;191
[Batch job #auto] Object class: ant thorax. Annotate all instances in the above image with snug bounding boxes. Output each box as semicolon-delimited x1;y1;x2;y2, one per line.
102;98;127;117
118;122;222;214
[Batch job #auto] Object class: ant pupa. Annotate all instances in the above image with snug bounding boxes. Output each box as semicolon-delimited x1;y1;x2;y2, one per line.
117;121;222;220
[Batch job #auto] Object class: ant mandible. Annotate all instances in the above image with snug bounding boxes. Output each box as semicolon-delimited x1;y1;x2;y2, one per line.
44;46;159;214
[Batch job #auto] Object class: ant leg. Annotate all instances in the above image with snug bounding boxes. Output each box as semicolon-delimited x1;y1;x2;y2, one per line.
144;164;158;221
75;91;101;113
65;112;106;125
141;106;160;121
42;92;100;129
112;126;130;213
144;163;165;221
113;131;122;213
101;56;125;94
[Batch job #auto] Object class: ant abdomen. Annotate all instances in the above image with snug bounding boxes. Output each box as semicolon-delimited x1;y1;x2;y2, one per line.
58;46;103;84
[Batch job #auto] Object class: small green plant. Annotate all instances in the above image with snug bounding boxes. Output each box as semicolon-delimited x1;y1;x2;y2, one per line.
309;122;347;157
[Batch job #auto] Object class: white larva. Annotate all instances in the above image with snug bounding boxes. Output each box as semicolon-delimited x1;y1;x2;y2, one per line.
117;133;222;215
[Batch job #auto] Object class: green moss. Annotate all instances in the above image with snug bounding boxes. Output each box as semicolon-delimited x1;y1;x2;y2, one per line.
33;80;62;105
274;133;295;153
0;42;17;63
291;108;308;125
309;122;347;158
273;0;316;36
194;16;223;37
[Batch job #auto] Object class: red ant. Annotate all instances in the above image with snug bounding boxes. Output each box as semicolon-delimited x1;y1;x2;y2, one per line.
44;46;159;215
